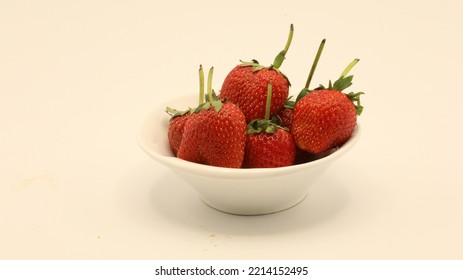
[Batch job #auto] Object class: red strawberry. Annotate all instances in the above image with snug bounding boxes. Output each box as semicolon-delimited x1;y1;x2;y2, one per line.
166;65;208;155
292;59;364;154
176;67;247;168
244;129;295;168
243;83;296;168
275;39;326;131
220;24;294;123
177;103;246;168
167;110;190;156
276;103;294;130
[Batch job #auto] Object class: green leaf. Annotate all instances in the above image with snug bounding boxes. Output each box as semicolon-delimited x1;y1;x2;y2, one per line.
314;84;326;90
315;58;359;92
284;95;296;108
272;50;287;70
166;107;190;118
197;102;210;112
210;100;223;113
346;91;364;100
238;58;291;85
264;124;278;134
356;104;364;115
239;60;265;72
295;88;310;103
346;91;365;116
284;99;296;109
246;119;263;134
332;75;353;91
246;119;286;135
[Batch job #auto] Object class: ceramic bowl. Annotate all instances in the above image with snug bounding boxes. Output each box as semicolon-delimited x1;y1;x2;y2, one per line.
138;94;360;215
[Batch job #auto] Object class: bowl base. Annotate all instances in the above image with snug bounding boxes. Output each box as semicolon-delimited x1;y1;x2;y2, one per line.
199;194;308;216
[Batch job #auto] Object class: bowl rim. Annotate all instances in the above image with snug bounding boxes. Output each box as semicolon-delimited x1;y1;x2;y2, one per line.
137;95;361;179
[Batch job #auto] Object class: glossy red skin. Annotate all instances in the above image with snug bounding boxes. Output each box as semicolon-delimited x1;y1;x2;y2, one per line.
220;65;289;123
176;102;246;168
243;129;296;168
167;113;190;156
292;89;357;154
276;107;293;130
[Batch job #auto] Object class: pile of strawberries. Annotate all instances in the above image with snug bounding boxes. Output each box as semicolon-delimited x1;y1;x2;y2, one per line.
166;24;364;169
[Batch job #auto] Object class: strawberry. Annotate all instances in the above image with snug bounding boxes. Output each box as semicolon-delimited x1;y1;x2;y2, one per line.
243;83;296;168
176;67;247;168
275;39;326;130
220;24;294;123
244;128;295;168
292;59;364;154
166;109;190;156
166;65;208;155
276;106;294;130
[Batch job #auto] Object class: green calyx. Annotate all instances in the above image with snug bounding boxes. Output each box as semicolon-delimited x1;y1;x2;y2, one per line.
194;66;223;113
196;89;222;113
165;106;191;118
239;59;266;72
346;91;364;115
165;65;222;119
325;58;359;91
315;59;359;92
247;82;287;134
238;24;294;84
283;97;296;109
315;58;365;116
247;119;285;134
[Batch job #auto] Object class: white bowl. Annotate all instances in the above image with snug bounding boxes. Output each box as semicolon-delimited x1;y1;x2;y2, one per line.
138;94;361;215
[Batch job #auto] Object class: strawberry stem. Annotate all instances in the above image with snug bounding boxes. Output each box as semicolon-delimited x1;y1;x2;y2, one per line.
330;59;360;91
272;24;294;69
305;39;326;89
199;65;205;105
340;58;359;78
295;39;326;103
246;82;283;134
265;82;273;120
207;67;214;102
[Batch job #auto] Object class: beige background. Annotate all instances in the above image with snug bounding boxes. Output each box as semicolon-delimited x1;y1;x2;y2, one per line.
1;0;462;259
